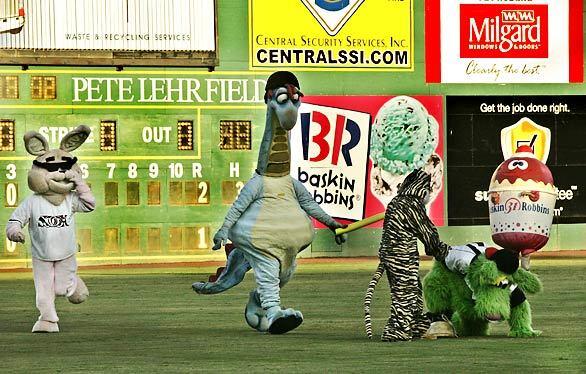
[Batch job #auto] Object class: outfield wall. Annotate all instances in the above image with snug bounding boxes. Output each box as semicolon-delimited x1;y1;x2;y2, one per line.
0;0;584;268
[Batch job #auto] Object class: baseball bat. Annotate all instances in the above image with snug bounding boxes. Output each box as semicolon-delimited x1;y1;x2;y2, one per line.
335;212;385;236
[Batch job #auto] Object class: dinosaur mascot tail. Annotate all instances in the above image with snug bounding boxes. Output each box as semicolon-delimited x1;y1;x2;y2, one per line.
364;262;385;339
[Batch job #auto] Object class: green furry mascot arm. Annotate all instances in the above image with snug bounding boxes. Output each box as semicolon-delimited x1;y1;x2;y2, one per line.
511;267;543;294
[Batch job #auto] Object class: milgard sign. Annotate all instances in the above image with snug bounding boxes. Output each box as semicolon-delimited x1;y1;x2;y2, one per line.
425;0;583;83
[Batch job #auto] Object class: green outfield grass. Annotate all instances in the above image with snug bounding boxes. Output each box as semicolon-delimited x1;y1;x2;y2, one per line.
0;259;584;373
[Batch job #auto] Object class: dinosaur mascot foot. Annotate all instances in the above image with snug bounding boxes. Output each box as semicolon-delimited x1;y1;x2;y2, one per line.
192;281;212;294
67;276;89;304
32;320;59;333
267;307;303;334
244;290;269;332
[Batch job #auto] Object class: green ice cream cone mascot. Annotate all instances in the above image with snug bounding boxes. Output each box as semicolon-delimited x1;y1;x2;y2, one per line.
193;71;346;334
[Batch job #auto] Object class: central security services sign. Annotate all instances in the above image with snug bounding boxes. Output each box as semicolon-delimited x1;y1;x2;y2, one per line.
249;0;413;70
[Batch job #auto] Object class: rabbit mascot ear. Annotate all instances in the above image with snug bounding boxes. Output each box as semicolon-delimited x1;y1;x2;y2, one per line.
60;125;91;152
24;132;50;156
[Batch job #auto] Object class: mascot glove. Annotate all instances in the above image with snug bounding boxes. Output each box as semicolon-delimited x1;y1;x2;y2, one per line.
64;170;90;193
328;221;348;245
212;228;229;250
64;170;83;185
6;225;25;243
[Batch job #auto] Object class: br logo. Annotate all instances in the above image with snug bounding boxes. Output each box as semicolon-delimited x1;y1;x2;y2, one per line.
301;0;365;36
505;198;521;214
290;101;371;221
299;110;360;166
290;102;370;168
501;117;551;163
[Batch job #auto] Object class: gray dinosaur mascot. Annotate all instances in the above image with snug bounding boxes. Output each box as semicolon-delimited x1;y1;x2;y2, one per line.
6;125;95;333
193;71;346;334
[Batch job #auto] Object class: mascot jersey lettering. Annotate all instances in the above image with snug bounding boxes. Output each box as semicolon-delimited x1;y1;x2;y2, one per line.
444;242;487;275
8;193;85;261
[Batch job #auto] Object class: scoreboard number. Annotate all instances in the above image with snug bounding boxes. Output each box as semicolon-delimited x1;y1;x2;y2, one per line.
168;163;184;179
128;163;138;179
107;163;116;179
197;181;209;204
5;238;16;253
197;227;208;249
5;164;16;180
236;181;244;195
5;182;17;207
98;162;203;179
79;163;89;179
149;163;159;178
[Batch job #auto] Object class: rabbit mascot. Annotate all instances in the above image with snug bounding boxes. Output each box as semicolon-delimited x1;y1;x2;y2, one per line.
6;125;95;333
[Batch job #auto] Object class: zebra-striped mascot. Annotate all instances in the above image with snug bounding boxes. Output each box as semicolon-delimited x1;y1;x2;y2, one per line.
364;169;450;342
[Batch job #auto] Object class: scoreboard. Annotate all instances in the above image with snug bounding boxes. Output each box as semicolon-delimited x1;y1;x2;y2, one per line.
0;69;268;267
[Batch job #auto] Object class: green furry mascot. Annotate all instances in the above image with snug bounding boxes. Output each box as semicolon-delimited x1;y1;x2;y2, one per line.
423;242;542;338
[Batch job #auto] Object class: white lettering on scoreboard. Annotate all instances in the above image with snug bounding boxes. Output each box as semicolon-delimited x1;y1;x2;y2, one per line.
142;127;172;143
39;126;96;145
72;77;267;104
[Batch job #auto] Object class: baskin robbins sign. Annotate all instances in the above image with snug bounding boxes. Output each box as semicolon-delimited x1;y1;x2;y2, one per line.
290;96;445;226
425;0;583;83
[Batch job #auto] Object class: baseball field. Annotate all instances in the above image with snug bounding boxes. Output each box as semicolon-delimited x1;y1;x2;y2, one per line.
0;258;584;373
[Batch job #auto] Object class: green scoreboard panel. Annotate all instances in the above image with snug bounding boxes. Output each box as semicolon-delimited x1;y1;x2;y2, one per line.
0;69;268;267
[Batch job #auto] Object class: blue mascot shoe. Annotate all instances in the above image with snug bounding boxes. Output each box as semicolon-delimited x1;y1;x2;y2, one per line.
266;306;303;334
245;290;269;332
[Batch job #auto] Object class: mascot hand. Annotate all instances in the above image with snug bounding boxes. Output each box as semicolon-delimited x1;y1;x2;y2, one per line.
6;227;25;243
329;221;347;245
65;169;92;194
212;229;229;250
64;170;83;185
334;233;348;245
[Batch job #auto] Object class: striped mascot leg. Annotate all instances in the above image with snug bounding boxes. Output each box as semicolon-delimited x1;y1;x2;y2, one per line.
380;249;418;342
410;250;431;338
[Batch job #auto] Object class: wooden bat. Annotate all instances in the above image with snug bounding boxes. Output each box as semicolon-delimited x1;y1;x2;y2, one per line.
335;212;385;236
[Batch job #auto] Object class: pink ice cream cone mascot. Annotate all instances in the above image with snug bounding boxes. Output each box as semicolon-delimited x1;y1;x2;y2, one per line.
488;145;556;263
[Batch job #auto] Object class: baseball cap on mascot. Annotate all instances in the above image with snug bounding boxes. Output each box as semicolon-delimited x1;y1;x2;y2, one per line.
488;145;556;255
484;247;520;274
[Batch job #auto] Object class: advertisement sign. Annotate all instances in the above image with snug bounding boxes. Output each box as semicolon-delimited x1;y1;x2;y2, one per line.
291;96;444;226
0;0;217;67
249;0;413;70
447;96;585;225
500;117;551;163
426;0;583;83
290;103;371;220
